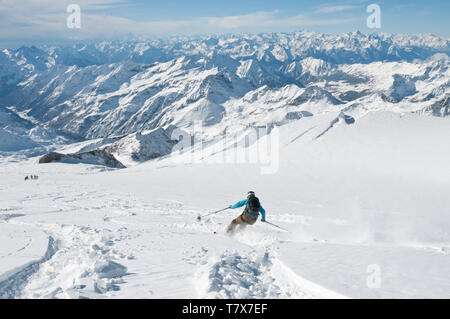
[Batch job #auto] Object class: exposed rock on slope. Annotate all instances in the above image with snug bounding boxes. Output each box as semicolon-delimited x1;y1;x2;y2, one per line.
102;127;179;166
39;127;178;168
39;150;125;168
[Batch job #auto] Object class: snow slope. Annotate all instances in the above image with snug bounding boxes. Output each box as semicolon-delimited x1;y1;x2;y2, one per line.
1;111;449;299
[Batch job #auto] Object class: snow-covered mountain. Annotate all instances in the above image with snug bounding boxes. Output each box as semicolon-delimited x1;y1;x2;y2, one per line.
0;31;448;162
1;31;449;300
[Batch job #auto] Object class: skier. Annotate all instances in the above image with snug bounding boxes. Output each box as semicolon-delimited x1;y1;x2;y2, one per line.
226;191;266;234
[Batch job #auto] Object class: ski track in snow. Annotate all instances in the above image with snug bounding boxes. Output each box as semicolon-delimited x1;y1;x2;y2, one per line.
16;223;131;299
0;237;57;299
0;174;341;299
196;249;345;299
0;180;142;298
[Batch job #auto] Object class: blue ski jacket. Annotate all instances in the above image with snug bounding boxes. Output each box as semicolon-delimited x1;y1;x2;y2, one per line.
230;198;266;220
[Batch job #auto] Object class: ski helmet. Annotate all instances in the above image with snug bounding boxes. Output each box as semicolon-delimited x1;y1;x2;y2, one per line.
247;191;255;197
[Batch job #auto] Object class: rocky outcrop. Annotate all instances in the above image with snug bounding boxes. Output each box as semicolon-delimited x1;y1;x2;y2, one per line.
39;150;125;168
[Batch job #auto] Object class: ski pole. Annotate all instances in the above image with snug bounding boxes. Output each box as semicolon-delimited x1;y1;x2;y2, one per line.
197;207;229;221
262;220;289;232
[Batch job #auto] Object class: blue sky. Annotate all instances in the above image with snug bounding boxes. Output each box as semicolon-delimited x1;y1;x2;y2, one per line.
99;0;448;31
0;0;449;48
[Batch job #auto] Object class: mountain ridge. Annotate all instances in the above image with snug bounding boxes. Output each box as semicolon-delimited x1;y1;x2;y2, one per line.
0;31;448;164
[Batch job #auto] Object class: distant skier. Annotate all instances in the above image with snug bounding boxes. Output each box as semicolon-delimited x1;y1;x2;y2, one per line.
226;191;266;234
24;176;29;181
